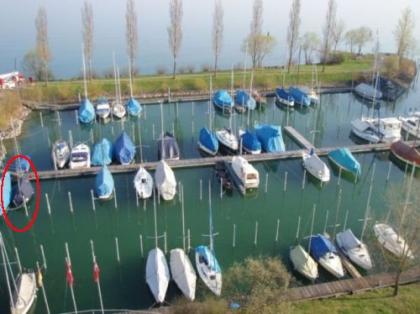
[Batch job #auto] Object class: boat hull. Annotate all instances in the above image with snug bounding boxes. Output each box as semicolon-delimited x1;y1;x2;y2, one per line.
170;249;197;301
195;246;222;296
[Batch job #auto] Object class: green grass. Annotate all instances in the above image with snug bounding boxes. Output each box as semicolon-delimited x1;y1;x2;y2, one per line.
0;91;23;130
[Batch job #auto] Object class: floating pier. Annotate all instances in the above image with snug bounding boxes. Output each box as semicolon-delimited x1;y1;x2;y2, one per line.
284;126;314;149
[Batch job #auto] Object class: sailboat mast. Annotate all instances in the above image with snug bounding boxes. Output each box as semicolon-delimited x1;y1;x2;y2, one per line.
128;60;134;98
82;46;88;100
307;204;316;253
160;101;164;160
117;66;122;104
181;186;186;251
153;193;158;248
230;65;234;98
242;47;248;89
209;76;213;130
113;54;118;105
208;182;214;252
0;234;15;312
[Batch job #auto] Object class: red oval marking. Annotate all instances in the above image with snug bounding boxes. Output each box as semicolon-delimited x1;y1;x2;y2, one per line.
1;155;41;233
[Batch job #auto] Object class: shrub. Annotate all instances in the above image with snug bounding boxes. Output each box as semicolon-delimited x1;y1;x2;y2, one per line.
155;66;167;76
321;52;345;65
202;64;211;72
185;65;195;74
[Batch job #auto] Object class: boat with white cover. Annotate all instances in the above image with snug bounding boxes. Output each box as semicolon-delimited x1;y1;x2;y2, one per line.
289;245;319;281
302;149;330;183
154;160;177;201
231;156;259;189
351;117;401;143
69;143;91;169
134;167;153;199
373;223;414;259
215;128;239;152
170;248;197;301
146;248;170;304
336;229;372;270
11;272;37;314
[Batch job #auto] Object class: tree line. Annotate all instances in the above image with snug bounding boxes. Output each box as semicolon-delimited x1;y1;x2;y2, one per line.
24;0;416;83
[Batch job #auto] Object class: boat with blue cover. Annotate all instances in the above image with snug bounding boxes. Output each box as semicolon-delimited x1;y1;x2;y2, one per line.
309;234;344;278
79;98;95;124
289;87;311;107
114;132;136;165
126;97;142;117
328;148;361;176
198;128;219;156
240;130;261;154
275;87;294;107
95;166;114;200
95;97;111;120
92;138;113;166
12;156;30;173
213;90;234;113
235;90;256;112
1;172;12;215
11;177;34;210
255;125;285;153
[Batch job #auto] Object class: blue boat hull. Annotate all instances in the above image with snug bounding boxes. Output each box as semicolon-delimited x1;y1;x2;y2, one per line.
95;166;114;199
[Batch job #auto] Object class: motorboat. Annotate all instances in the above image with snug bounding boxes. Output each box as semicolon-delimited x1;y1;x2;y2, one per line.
170;248;197;301
289;87;311;107
11;272;38;314
126;97;142;117
302;148;330;183
134;167;153;199
112;102;126;119
336;229;372;270
91;138;113;166
289;245;319;281
399;112;420;139
215;128;239;152
95;97;111;120
328;148;361;176
309;234;344;278
146;247;170;304
114;132;136;165
154;160;177;201
157;132;180;161
1;171;12;214
351;117;401;143
240;130;262;154
275;87;295;107
79;98;95;124
195;245;222;296
231;156;259;189
11;177;34;210
373;223;414;259
234;89;256;112
213;90;234;113
69;143;91;169
354;83;383;101
255;124;285;153
51;140;70;169
390;141;420;168
198;128;219;156
95;166;114;200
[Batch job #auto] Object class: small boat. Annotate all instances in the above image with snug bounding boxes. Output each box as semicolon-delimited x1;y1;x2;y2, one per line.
11;272;38;314
213;90;234;113
289;87;311;107
126;97;142;117
231;156;259;189
289;245;319;281
195;245;222;296
69;143;91;169
157;132;180;161
154;160;177;201
1;171;12;214
170;248;197;301
309;234;344;278
303;148;330;183
134;167;153;199
234;89;256;112
328;148;361;176
95;166;114;200
351;118;382;143
255;124;285;153
215;128;239;153
146;247;170;304
214;162;233;192
114;132;136;165
198;128;219;156
11;177;34;210
95;97;111;120
52;140;70;169
351;117;401;143
399;112;420;139
112;102;126;119
390;141;420;168
307;88;320;105
91;138;113;166
240;130;261;154
354;83;383;101
251;90;266;109
12;156;30;173
373;223;414;259
79;98;95;124
275;87;295;107
336;229;372;270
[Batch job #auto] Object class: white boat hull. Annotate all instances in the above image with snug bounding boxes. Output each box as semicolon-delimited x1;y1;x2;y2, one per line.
195;252;222;296
170;249;197;301
11;272;37;314
146;248;170;304
319;253;344;278
134;167;154;199
302;152;330;183
374;223;414;259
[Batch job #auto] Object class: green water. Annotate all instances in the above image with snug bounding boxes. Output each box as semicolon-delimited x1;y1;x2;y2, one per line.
0;87;419;312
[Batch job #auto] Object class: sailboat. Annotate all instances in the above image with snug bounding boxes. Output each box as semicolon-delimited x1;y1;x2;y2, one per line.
154;160;177;201
195;184;222;296
328;148;361;177
111;58;126;119
336;229;372;270
146;196;170;304
198;128;219;156
213;90;234;113
113;132;135;165
134;167;154;199
352;117;402;143
69;143;91;169
51;140;70;169
255;124;285;153
354;83;383;102
275;87;295;108
289;87;311;107
157;102;180;160
95;166;114;200
11;177;34;210
390;140;420;168
309;234;344;278
235;90;256;113
399;112;420;139
126;61;142;117
303;148;330;183
1;171;12;215
215;128;239;153
78;49;95;124
240;130;261;155
95;97;111;120
373;223;414;259
92;138;113;166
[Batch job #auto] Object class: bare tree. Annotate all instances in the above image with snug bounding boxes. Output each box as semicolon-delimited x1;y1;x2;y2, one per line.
301;32;320;64
212;0;224;76
354;26;373;55
244;0;264;69
394;7;415;66
321;0;337;72
81;1;94;79
332;19;345;52
243;33;276;68
344;29;358;55
168;0;183;78
286;0;301;72
126;0;138;76
35;6;51;84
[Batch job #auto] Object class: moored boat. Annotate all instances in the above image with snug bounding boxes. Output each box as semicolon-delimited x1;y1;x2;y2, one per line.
146;247;170;304
399;112;420;139
157;132;180;161
213;90;234;113
11;272;38;314
95;97;111;120
255;124;285;153
198;128;219;156
52;140;70;169
373;223;414;259
170;248;197;301
69;143;91;169
328;148;361;176
336;229;372;270
390;141;420;168
95;166;114;200
215;128;239;153
11;177;34;210
134;167;153;199
303;149;330;183
114;132;135;165
154;160;177;201
231;156;259;190
309;234;344;278
354;83;383;101
289;245;319;281
289;87;311;107
275;87;295;107
92;138;113;166
195;245;222;296
126;97;142;117
351;117;401;143
112;102;126;119
79;98;95;124
234;89;256;112
240;130;261;154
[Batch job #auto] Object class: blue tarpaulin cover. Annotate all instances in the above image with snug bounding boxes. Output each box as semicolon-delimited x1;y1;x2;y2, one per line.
213;90;233;109
196;245;221;273
114;132;136;165
235;90;256;110
275;87;294;102
255;125;285;153
1;172;12;212
289;87;310;106
199;128;219;154
328;148;361;175
78;98;95;124
12;177;34;209
241;131;261;152
126;97;142;116
11;156;30;173
92;138;113;166
95;166;114;198
309;234;337;261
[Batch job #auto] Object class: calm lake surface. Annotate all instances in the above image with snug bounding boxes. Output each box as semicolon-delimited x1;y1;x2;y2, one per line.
0;78;419;312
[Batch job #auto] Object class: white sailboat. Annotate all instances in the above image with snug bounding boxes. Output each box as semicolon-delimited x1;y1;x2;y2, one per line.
51;140;70;169
231;156;259;189
336;229;373;270
399;112;420;139
69;143;91;169
215;128;239;152
351;117;402;143
134;167;153;199
146;196;170;304
302;148;330;183
112;57;126;119
154;160;176;201
373;223;414;259
96;97;111;120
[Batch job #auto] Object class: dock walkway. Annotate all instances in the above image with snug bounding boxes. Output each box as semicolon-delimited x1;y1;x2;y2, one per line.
284;126;314;150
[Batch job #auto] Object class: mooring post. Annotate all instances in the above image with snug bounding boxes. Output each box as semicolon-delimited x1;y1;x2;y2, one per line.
275;219;280;242
74;110;79;125
232;224;236;248
337;167;342;186
39;112;44;128
254;221;259;246
164;231;167;254
386;162;392;182
265;173;269;193
14;247;22;273
36;261;51;314
57;111;61;127
191;101;194;117
90;190;96;211
187;228;191;251
139;234;144;258
152;124;155;140
283;171;288;192
40;244;47;269
23;200;29;217
132;124;136;144
301;170;306;190
90;129;94;144
220;178;223;199
200;179;203;201
89;240;104;314
68;191;74;214
113;188;118;209
115;237;120;263
68;130;73;148
135;192;139;207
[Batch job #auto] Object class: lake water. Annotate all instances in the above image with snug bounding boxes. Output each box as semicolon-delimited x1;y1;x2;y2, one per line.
1;0;418;78
0;79;419;312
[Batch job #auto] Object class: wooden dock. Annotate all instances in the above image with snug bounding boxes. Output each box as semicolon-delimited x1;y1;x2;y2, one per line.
338;252;362;279
286;267;420;302
284;126;314;149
